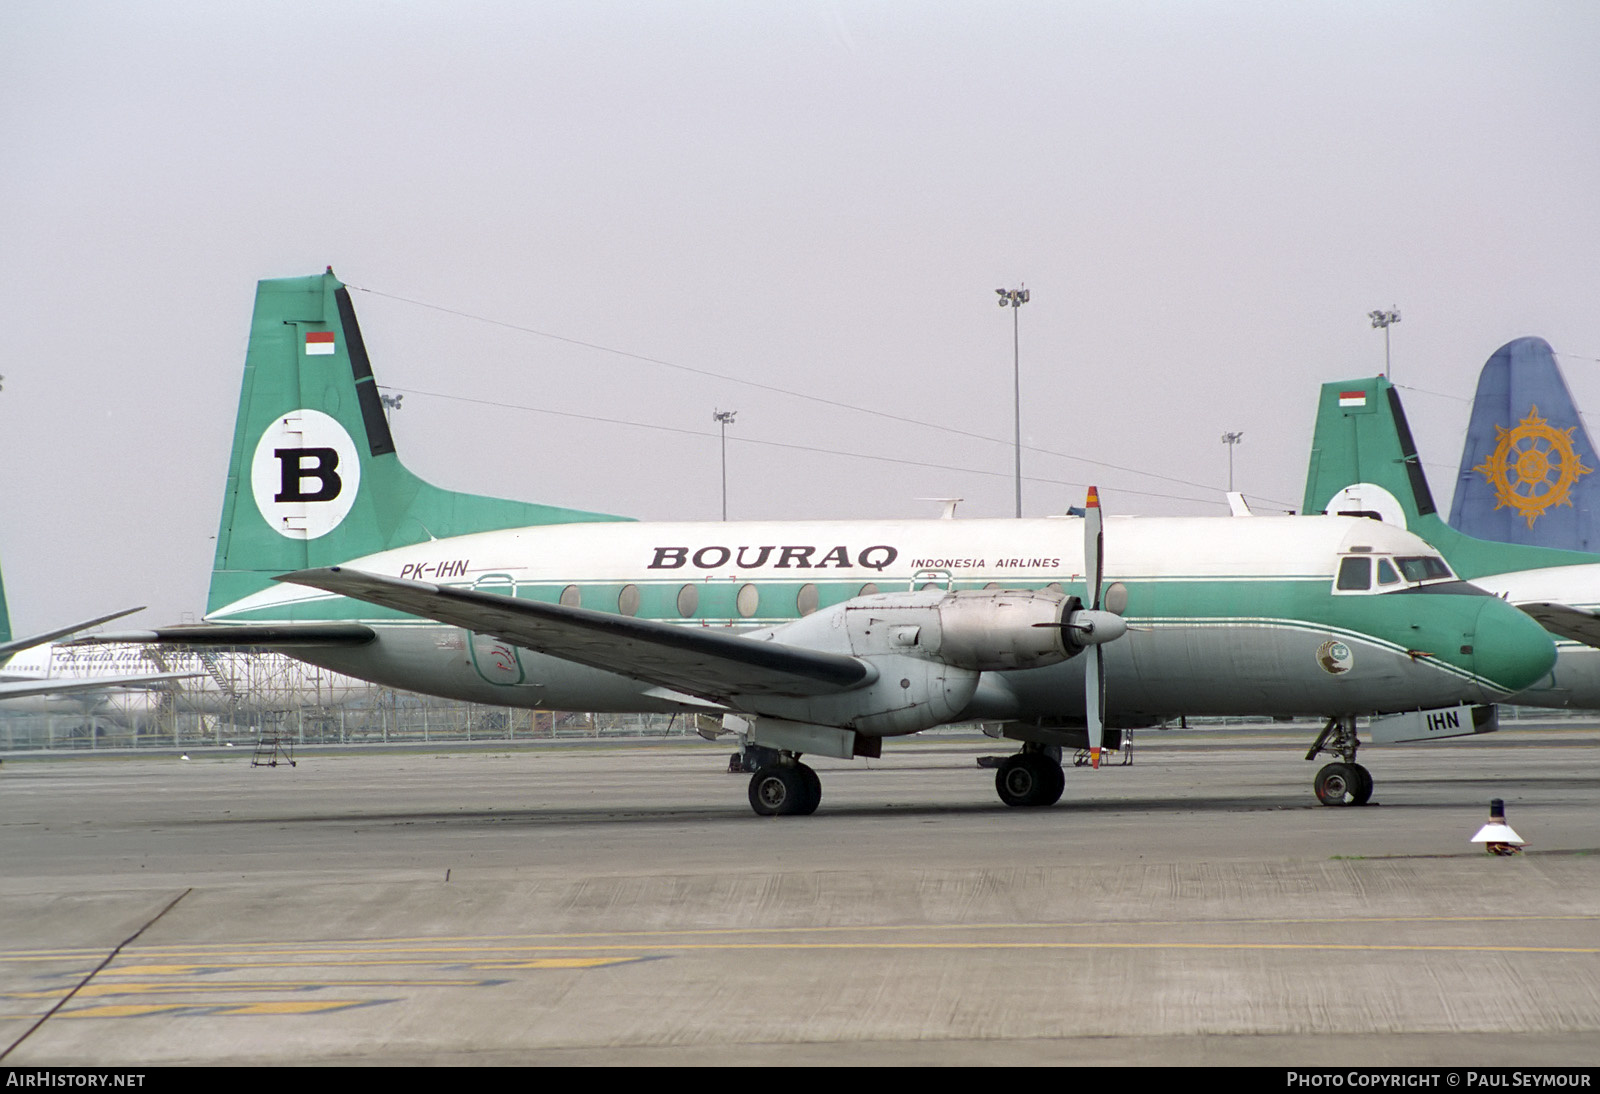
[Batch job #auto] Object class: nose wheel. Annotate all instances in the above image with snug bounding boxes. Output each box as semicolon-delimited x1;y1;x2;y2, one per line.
1307;716;1374;806
1313;761;1373;806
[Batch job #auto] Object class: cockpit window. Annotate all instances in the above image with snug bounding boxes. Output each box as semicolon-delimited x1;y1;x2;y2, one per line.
1336;556;1372;591
1394;555;1454;583
1376;558;1400;585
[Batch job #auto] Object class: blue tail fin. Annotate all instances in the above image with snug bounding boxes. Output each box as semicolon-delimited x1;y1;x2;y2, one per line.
1449;337;1600;551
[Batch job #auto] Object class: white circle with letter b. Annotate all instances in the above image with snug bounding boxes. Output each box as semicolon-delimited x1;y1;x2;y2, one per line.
251;409;361;540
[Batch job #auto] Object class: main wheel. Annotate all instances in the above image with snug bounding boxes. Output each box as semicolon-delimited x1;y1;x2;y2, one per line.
1314;762;1361;806
748;764;818;816
995;753;1065;807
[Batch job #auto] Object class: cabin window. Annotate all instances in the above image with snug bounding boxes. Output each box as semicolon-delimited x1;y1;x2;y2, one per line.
1336;556;1372;591
1376;559;1400;586
617;584;640;616
677;584;699;617
797;583;819;616
559;585;582;608
736;583;759;618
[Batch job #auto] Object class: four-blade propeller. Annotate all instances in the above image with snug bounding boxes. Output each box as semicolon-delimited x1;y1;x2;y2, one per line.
1034;486;1128;767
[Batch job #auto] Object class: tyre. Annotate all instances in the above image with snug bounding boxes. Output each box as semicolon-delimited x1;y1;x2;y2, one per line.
1349;764;1374;806
795;763;822;815
996;753;1064;807
748;765;811;816
1314;762;1357;806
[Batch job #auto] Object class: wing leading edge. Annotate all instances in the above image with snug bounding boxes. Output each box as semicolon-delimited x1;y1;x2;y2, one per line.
276;567;874;702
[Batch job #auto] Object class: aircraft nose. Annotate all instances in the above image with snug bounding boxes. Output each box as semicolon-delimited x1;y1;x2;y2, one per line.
1471;598;1556;697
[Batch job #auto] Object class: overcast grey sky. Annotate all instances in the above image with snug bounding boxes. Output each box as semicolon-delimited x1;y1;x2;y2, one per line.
2;1;1597;628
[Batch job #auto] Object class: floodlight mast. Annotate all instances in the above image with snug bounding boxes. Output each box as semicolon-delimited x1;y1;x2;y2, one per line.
1368;307;1401;380
1221;431;1244;491
996;286;1030;517
713;409;737;521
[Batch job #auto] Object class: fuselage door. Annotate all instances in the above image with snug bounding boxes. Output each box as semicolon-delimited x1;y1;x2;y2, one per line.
467;573;525;685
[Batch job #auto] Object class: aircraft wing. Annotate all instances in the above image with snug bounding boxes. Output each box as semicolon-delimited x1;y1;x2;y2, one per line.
0;671;202;701
1514;602;1600;651
277;567;873;701
63;624;377;649
0;607;145;659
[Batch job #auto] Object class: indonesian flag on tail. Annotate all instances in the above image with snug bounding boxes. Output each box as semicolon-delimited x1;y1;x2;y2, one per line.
305;331;336;356
1339;390;1367;408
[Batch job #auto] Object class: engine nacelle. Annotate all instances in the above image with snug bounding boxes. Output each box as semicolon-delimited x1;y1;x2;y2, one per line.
935;588;1073;670
743;587;1106;737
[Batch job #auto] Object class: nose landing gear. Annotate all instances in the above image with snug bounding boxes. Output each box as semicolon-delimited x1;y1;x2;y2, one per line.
1307;716;1373;806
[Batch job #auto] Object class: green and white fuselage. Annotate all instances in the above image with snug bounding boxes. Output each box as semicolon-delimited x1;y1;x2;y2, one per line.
208;512;1547;728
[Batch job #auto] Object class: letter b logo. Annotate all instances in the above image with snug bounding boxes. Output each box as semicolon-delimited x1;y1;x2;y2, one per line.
274;447;342;503
251;409;361;539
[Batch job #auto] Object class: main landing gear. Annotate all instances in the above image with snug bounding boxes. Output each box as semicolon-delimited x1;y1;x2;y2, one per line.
994;744;1066;808
748;757;822;816
1307;715;1373;806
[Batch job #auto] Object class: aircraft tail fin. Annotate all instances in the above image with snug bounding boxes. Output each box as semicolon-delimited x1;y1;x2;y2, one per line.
208;270;630;615
1303;378;1441;528
1448;337;1600;552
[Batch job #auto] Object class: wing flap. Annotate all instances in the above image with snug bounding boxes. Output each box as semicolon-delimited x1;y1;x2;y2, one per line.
276;567;872;700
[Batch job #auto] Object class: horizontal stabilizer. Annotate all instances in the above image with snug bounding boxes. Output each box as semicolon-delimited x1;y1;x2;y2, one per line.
276;566;872;701
1512;602;1600;651
0;671;202;701
64;623;377;649
0;607;145;659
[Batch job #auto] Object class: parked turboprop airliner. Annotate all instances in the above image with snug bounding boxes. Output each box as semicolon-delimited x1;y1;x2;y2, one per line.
79;271;1556;814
